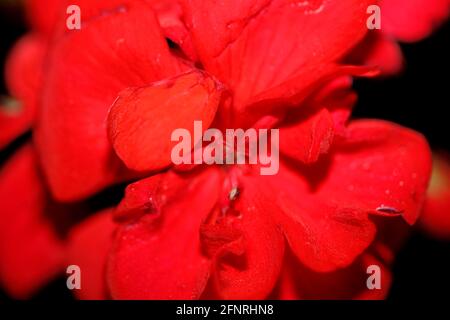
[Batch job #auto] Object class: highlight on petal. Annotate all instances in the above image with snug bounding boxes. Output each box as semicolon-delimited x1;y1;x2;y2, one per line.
108;70;223;172
107;168;221;299
66;209;116;300
420;152;450;239
183;0;373;120
0;144;64;299
381;0;450;43
36;0;183;201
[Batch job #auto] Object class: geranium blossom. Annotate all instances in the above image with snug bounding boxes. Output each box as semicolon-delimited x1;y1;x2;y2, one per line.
0;0;446;300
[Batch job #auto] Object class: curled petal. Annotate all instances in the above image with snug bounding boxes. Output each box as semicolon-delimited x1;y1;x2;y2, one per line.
108;70;222;172
280;108;335;164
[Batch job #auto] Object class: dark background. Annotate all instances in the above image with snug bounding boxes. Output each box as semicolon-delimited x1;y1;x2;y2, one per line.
1;2;449;300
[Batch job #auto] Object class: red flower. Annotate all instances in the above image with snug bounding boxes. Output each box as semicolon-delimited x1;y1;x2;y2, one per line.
0;0;441;300
102;1;430;299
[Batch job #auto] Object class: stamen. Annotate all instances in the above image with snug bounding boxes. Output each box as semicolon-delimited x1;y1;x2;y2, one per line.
229;187;240;201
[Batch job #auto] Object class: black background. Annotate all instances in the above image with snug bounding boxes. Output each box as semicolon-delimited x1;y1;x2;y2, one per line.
1;2;449;300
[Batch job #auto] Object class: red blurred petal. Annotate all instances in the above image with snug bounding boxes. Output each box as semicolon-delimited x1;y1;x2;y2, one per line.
148;0;198;60
420;153;450;239
2;34;45;149
108;168;221;299
183;0;372;121
71;0;195;58
381;0;450;43
108;70;222;172
348;31;404;76
272;249;391;300
4;34;45;123
265;75;356;165
0;145;64;298
0;101;32;150
25;0;63;35
36;1;183;201
67;209;116;300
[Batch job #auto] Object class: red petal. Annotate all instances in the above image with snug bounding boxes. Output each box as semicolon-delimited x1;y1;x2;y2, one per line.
253;120;431;272
70;0;195;58
67;209;116;300
107;168;221;299
279;76;356;165
148;0;198;60
335;120;432;225
381;0;450;43
0;145;65;298
280;108;334;164
272;249;392;300
202;173;285;299
25;0;63;35
0;100;32;150
108;70;222;172
4;34;45;123
1;34;45;149
420;152;450;239
347;31;404;76
114;171;190;222
36;1;183;201
183;0;372;119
